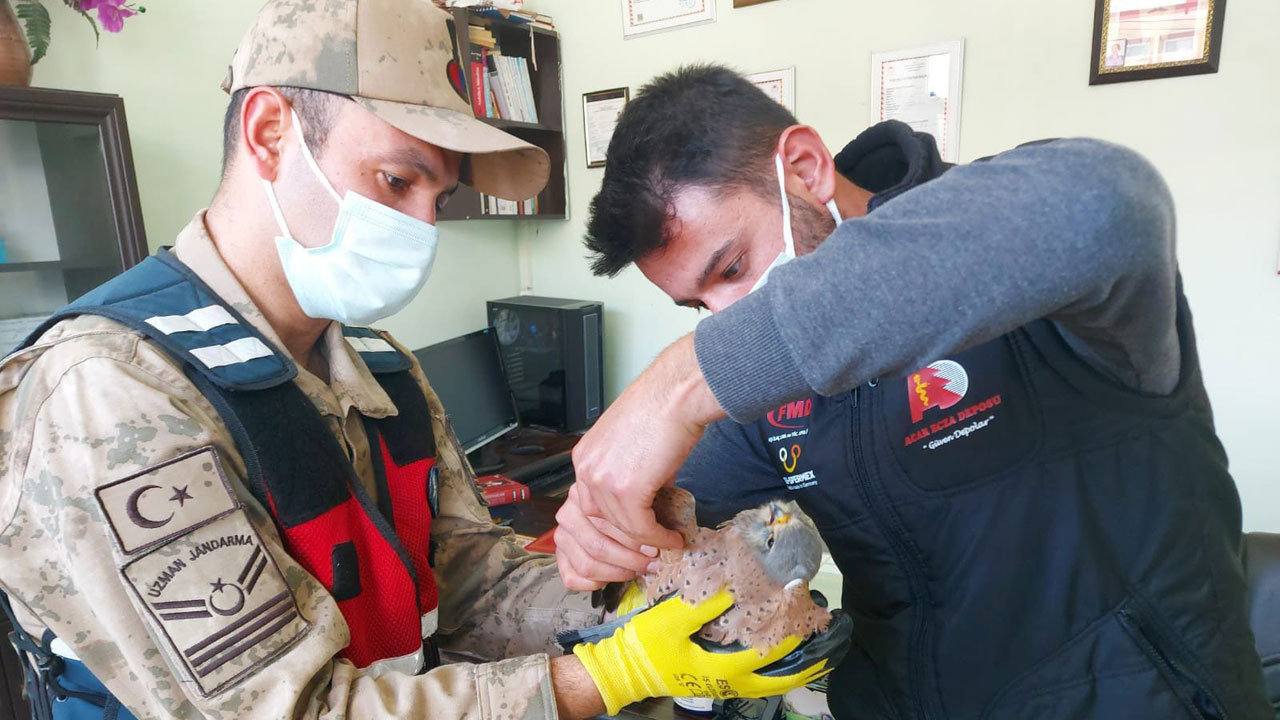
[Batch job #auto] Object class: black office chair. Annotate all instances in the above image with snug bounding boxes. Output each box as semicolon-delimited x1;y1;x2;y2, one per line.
1244;532;1280;712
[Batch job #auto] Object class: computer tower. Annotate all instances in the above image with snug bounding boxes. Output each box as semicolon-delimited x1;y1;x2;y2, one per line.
487;296;604;432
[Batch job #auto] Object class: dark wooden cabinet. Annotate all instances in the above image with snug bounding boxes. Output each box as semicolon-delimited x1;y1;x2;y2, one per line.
0;85;147;720
0;86;148;351
441;10;566;221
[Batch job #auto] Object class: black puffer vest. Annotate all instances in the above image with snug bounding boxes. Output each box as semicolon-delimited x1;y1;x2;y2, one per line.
692;122;1270;719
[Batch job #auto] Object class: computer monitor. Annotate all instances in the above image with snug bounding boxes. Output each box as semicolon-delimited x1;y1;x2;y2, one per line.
412;328;519;453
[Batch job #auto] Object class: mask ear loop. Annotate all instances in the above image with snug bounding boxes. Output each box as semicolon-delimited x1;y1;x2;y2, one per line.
775;154;796;258
778;153;845;231
291;109;343;204
826;197;843;225
261;109;343;240
262;177;293;238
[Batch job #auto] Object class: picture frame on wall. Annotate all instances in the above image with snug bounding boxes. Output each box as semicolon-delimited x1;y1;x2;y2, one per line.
1090;0;1226;85
746;67;796;115
870;40;965;163
621;0;716;39
583;87;630;169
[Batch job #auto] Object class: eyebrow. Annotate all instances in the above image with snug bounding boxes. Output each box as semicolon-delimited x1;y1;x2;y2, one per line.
672;237;736;307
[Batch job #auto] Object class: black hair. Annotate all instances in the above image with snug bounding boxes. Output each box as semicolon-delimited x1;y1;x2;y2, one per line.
583;64;798;277
221;86;346;176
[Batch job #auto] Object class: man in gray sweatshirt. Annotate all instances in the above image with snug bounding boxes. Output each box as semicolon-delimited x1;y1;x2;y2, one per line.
553;64;1272;719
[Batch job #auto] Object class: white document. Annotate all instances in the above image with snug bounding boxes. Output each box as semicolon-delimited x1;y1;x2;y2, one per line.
584;93;628;167
871;40;965;162
621;0;715;38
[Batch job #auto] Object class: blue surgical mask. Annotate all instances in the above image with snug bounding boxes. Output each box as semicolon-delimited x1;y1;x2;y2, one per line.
264;110;440;327
750;153;843;293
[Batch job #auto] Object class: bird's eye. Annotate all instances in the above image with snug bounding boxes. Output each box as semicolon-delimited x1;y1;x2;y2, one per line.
766;534;775;549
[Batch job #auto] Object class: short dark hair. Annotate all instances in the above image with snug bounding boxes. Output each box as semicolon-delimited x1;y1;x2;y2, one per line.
584;64;797;277
221;86;346;175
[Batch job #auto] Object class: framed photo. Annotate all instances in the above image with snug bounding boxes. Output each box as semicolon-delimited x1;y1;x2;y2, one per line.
870;40;965;163
583;87;630;169
746;67;796;115
1090;0;1226;85
621;0;716;39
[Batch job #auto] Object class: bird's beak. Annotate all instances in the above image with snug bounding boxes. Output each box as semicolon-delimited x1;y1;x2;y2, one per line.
771;512;792;527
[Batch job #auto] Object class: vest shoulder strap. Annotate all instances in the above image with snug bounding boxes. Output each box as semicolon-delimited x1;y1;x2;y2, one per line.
340;325;413;374
15;250;296;391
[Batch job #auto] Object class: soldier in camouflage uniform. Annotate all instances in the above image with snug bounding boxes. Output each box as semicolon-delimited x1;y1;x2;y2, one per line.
0;1;848;718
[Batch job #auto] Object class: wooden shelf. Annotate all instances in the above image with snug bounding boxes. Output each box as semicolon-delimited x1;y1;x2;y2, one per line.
443;8;566;222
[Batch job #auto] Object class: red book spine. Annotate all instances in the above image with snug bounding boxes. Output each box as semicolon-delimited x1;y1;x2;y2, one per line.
469;59;487;116
477;475;531;506
483;485;530;506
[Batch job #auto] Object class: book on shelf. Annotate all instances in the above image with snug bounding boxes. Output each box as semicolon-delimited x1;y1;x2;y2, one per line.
463;21;541;124
478;192;540;216
486;53;511;120
472;7;554;29
488;55;538;124
467;46;487;116
447;0;524;10
468;24;497;49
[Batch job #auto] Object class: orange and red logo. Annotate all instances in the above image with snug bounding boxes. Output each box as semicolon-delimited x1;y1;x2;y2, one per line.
907;360;969;423
767;398;814;429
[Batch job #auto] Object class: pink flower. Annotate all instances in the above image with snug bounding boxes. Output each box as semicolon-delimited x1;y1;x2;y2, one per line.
79;0;137;33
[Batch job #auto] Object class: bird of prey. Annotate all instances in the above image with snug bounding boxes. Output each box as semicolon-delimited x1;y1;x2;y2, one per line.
569;486;832;654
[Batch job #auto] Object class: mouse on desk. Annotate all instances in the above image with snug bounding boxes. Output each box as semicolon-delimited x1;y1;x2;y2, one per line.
510;444;546;456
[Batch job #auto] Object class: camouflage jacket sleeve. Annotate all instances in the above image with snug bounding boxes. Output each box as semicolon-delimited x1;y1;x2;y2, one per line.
0;319;569;720
392;334;603;663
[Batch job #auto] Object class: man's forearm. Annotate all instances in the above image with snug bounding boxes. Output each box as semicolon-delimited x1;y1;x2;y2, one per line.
551;655;606;719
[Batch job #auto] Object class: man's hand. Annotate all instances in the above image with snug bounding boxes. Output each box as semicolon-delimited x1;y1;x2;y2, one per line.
570;588;841;715
557;334;725;591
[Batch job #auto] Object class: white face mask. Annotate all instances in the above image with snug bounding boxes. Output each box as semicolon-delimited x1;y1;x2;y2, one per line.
750;153;843;293
264;110;440;327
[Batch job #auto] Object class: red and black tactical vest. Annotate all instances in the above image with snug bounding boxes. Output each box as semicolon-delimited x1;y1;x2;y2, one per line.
21;251;443;674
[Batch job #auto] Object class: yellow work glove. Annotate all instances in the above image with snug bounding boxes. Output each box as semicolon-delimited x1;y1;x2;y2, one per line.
573;588;833;715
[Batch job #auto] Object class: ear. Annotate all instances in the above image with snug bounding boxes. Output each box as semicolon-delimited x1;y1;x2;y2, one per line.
240;87;295;183
775;125;837;206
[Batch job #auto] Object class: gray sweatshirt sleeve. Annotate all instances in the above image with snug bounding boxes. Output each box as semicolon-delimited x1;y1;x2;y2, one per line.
693;138;1180;423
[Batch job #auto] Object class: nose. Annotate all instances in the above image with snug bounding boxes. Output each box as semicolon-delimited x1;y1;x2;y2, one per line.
704;286;752;315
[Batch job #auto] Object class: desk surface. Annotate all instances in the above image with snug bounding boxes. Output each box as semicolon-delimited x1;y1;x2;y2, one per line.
470;426;581;476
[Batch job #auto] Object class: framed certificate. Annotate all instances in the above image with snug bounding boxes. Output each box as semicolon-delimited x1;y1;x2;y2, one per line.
870;40;965;163
621;0;716;39
1090;0;1226;85
746;67;796;115
583;87;630;169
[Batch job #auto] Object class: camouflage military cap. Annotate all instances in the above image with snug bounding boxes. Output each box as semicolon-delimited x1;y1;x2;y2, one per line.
222;0;548;202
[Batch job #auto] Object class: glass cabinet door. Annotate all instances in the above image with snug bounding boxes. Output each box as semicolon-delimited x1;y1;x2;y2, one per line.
0;88;146;350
